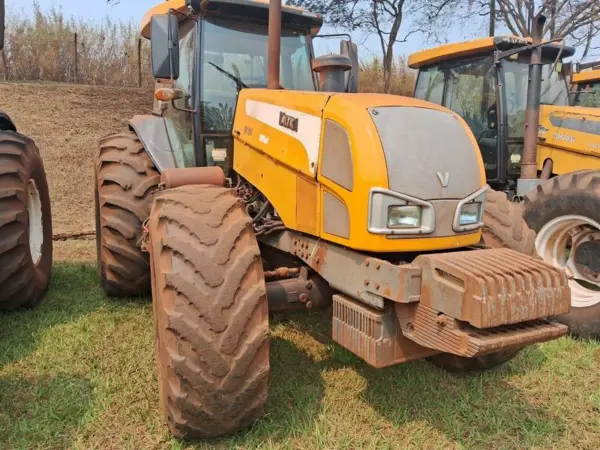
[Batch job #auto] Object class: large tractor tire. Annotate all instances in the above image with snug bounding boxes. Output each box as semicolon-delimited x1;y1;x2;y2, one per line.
95;131;159;297
481;189;536;255
148;185;270;439
0;131;52;310
429;348;522;372
524;170;600;339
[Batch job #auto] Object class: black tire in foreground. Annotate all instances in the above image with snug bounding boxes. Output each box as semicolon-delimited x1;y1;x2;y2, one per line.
481;189;536;255
148;185;270;439
95;131;159;297
429;349;522;372
524;170;600;339
0;131;52;310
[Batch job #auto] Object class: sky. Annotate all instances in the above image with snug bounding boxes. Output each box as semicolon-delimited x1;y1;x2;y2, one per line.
8;0;597;61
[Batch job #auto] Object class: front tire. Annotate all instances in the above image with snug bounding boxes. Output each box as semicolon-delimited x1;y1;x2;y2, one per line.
481;189;536;254
524;171;600;339
148;185;270;439
0;131;52;310
95;131;159;297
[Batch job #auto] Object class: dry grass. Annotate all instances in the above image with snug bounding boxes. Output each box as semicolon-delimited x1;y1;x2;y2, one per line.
3;4;150;87
359;56;416;96
0;82;152;236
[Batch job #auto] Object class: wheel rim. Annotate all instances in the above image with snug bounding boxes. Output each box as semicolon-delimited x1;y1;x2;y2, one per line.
27;179;44;265
535;215;600;308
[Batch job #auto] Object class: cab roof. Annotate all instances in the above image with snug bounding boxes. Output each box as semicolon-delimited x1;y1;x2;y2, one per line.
141;0;323;39
408;35;576;69
572;69;600;84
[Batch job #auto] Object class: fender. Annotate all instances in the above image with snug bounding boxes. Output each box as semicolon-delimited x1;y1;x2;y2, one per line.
128;115;176;172
0;112;17;132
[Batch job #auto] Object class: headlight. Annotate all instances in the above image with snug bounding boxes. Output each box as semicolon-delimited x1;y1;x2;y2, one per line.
458;202;482;226
388;205;422;228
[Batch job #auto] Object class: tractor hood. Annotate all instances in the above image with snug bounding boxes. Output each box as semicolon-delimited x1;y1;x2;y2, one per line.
367;105;482;200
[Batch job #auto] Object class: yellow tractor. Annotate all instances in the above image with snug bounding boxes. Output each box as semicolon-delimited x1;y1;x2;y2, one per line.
409;18;600;338
0;0;53;311
96;1;570;439
570;61;600;107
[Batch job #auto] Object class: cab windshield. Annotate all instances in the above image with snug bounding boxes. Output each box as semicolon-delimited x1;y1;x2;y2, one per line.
201;17;315;132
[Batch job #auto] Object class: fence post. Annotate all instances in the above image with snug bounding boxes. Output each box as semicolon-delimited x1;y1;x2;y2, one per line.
1;50;8;81
74;32;79;83
137;38;142;88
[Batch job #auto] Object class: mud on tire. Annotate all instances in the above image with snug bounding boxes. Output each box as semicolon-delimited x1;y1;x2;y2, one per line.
524;170;600;339
482;189;536;255
148;185;270;439
429;348;521;372
95;131;159;297
0;131;52;310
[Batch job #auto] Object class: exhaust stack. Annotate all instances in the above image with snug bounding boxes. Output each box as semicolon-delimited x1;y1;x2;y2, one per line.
518;14;546;196
268;0;282;89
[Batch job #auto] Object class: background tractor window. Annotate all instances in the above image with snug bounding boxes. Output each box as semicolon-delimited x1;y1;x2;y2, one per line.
202;18;314;132
414;65;444;104
573;83;600;107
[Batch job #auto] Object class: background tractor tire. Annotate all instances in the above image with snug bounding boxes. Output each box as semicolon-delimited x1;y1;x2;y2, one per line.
95;131;159;297
429;349;522;372
148;185;270;440
482;189;536;255
524;170;600;339
0;131;52;310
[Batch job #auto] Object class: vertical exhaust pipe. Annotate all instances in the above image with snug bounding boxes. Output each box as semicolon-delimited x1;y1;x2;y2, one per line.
268;0;282;89
518;14;546;196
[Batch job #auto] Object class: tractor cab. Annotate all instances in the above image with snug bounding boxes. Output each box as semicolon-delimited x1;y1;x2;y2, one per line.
409;36;575;192
571;62;600;108
140;0;358;174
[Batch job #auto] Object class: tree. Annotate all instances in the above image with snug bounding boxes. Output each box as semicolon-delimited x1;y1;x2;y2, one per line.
288;1;421;93
463;0;600;49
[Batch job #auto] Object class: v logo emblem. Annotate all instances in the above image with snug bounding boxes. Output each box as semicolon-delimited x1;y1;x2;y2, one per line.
437;172;450;188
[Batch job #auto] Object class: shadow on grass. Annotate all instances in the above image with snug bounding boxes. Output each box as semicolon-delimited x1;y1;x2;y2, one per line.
0;263;148;368
0;373;93;448
215;313;565;449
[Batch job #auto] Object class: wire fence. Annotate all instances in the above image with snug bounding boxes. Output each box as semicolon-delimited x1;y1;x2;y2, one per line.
0;33;151;87
2;5;153;88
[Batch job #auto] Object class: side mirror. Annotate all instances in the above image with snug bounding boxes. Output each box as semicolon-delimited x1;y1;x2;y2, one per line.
341;40;359;93
0;0;5;51
151;14;180;80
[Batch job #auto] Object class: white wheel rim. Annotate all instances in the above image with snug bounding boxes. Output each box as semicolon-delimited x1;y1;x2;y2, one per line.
27;179;43;265
535;214;600;308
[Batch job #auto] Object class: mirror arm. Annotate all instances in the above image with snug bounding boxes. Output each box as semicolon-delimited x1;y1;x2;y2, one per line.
171;99;197;114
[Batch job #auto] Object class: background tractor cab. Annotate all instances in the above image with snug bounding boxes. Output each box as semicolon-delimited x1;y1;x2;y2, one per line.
140;0;358;175
570;61;600;108
409;35;575;194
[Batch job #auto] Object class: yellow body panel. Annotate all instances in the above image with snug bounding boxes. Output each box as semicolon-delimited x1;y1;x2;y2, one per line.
233;89;483;253
537;105;600;172
572;70;600;85
408;36;529;69
140;0;317;39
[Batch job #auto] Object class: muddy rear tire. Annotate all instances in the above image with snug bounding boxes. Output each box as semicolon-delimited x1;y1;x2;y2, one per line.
429;349;521;372
482;189;536;255
0;131;52;310
148;185;269;439
524;170;600;339
96;131;159;297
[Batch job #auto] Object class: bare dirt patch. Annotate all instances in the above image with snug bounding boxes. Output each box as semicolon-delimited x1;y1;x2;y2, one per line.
0;81;152;236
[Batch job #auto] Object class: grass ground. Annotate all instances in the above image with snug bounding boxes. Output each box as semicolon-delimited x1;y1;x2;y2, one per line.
0;83;599;449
